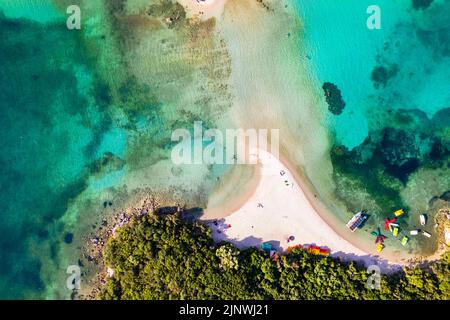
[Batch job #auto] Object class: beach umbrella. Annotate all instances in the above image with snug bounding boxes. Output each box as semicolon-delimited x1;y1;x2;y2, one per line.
372;228;387;244
384;217;396;231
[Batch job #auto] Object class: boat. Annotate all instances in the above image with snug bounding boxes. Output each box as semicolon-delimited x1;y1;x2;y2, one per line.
401;236;409;246
422;230;432;238
392;227;399;237
346;211;367;232
394;209;405;217
410;229;420;236
376;243;384;253
420;214;427;226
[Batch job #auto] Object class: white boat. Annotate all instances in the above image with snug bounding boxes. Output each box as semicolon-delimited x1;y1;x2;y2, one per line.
422;230;432;238
420;214;427;226
410;229;420;236
346;211;367;232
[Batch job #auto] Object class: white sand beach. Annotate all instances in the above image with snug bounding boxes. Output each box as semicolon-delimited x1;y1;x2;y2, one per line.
203;150;407;272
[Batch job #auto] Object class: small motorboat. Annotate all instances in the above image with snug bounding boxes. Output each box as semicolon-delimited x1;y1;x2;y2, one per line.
422;230;432;238
346;211;367;232
410;229;420;236
420;214;427;226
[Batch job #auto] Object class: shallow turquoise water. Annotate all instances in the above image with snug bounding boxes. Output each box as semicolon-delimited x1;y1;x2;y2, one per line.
0;0;226;298
0;0;449;299
0;3;129;298
0;0;61;23
294;0;450;250
294;0;450;148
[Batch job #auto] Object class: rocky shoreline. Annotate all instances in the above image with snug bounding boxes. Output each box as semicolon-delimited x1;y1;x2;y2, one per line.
74;193;191;300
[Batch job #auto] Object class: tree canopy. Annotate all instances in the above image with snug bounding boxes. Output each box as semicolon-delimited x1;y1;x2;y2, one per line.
99;212;450;300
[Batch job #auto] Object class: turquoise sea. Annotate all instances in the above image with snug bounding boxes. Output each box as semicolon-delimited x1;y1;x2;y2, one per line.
0;2;126;298
0;0;449;299
295;0;450;252
294;0;450;148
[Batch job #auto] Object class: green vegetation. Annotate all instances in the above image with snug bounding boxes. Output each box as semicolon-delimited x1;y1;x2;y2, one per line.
99;212;450;300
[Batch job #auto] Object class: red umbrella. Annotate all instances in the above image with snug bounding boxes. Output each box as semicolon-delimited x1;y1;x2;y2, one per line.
384;217;396;230
375;234;387;244
372;228;387;244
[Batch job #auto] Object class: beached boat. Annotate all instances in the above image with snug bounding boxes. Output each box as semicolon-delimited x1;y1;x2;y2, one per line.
376;243;384;253
401;236;409;246
420;214;427;226
422;230;432;238
392;227;399;237
394;209;405;217
346;211;367;232
410;229;420;236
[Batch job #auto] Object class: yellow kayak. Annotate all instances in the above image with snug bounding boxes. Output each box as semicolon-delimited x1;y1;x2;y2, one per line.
394;209;404;217
376;243;384;253
393;227;399;237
